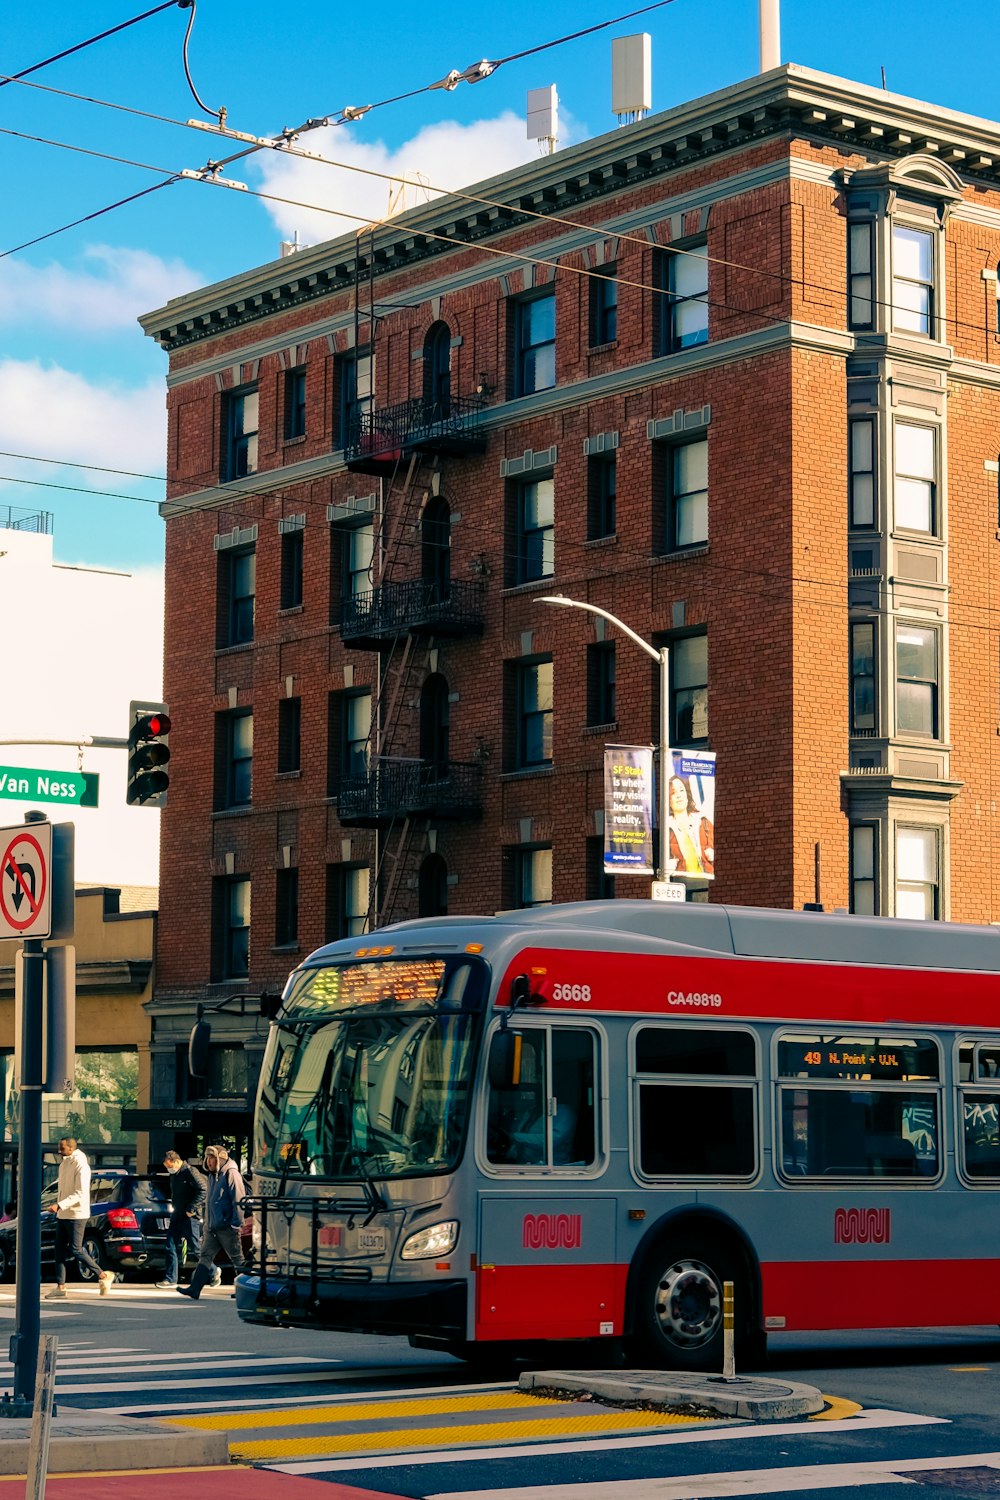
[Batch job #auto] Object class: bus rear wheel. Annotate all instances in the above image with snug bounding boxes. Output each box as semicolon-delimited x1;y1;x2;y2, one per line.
631;1236;739;1373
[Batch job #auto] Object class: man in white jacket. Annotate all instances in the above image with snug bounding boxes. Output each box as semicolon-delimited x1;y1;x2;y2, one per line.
45;1137;115;1298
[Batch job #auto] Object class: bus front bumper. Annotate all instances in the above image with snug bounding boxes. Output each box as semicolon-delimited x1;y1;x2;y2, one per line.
234;1271;467;1340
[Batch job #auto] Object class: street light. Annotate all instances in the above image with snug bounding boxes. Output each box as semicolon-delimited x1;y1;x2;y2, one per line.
536;595;671;883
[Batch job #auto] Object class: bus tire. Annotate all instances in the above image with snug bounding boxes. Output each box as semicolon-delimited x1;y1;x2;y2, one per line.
630;1234;740;1372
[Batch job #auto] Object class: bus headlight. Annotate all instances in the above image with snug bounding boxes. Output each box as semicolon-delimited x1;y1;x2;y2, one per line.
400;1220;459;1259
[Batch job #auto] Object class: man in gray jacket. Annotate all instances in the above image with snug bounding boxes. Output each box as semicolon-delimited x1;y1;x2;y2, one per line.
176;1145;246;1300
46;1136;115;1297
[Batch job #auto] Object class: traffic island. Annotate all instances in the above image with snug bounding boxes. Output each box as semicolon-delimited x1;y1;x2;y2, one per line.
519;1368;826;1422
0;1408;229;1475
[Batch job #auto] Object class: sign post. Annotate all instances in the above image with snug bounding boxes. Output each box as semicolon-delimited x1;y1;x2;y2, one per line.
0;813;74;1410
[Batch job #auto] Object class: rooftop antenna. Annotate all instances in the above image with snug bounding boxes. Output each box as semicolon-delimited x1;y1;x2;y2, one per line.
881;65;888;90
527;85;559;156
279;229;301;258
612;34;651;126
759;0;780;71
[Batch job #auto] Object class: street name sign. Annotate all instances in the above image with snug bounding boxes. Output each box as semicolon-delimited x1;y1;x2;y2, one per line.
0;764;98;808
0;822;52;939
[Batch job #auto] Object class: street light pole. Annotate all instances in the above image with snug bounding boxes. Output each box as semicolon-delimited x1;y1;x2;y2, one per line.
536;595;672;882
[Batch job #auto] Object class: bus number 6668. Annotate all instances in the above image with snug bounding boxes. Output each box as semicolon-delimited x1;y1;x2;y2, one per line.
551;983;592;1003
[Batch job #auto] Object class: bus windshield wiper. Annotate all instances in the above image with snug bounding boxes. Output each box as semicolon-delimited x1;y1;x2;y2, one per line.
350;1151;387;1225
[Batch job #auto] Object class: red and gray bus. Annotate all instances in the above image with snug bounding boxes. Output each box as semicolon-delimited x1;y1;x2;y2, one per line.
237;900;1000;1369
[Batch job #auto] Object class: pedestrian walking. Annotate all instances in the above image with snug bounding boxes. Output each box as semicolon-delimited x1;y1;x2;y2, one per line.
45;1136;115;1298
176;1145;246;1300
156;1149;208;1288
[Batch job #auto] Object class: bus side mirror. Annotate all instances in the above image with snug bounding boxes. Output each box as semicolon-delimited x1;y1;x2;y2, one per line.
259;991;282;1019
188;1016;211;1079
488;1030;522;1091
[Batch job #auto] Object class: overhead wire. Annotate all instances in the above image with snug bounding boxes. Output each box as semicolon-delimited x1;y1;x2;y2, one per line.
0;0;184;90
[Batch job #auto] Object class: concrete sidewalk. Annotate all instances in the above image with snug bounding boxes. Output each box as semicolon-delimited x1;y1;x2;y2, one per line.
520;1368;826;1420
0;1407;228;1475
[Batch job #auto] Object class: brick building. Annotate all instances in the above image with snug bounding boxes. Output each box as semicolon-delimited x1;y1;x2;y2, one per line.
140;63;1000;1122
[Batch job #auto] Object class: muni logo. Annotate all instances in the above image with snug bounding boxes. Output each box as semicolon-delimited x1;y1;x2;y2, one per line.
523;1212;582;1250
834;1207;891;1245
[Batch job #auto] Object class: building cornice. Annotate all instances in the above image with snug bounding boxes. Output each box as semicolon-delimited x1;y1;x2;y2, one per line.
140;64;1000;355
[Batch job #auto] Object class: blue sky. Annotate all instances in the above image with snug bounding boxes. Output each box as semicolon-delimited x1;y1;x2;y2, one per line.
4;0;1000;570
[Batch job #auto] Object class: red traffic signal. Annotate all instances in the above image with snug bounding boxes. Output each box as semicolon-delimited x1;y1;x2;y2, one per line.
126;701;171;808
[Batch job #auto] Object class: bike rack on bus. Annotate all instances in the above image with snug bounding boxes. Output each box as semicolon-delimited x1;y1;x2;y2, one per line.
243;1192;378;1314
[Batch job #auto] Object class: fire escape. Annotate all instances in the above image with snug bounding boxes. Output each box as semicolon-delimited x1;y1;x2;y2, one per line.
335;279;487;927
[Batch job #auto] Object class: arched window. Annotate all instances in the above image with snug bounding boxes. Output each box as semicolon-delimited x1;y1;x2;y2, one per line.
423;322;451;421
418;853;448;918
421;495;451;604
420;673;450;778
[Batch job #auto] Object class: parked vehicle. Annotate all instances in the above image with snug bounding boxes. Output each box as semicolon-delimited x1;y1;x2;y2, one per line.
0;1171;171;1283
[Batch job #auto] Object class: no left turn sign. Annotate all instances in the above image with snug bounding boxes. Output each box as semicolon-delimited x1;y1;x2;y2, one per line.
0;823;52;940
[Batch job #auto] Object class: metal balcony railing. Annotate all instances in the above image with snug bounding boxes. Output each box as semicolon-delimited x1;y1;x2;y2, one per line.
344;394;486;466
336;758;484;824
340;579;484;643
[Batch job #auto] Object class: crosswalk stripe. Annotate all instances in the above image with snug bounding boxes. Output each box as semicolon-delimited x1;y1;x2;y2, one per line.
172;1392;570;1430
230;1409;722;1462
46;1370;371;1397
102;1376;512;1417
424;1449;1000;1500
270;1408;946;1476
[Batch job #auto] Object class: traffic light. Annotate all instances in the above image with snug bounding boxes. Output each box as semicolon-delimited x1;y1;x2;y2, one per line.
126;700;171;807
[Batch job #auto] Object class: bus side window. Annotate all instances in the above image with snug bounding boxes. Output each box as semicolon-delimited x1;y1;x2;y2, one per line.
486;1032;546;1166
551;1029;596;1166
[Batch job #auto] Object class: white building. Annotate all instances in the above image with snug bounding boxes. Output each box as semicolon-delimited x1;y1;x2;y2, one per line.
0;513;163;887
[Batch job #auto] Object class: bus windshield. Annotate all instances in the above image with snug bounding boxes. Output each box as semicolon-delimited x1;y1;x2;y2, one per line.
254;956;487;1181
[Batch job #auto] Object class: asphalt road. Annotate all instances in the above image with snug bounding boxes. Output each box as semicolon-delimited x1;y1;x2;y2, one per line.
2;1285;999;1499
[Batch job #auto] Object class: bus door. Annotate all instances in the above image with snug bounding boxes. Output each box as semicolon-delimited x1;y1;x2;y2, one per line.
476;1024;619;1341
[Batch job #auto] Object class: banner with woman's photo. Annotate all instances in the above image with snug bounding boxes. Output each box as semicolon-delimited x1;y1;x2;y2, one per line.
666;750;716;879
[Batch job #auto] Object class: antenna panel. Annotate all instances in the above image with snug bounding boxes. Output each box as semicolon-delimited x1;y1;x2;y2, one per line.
527;85;559;142
611;33;652;116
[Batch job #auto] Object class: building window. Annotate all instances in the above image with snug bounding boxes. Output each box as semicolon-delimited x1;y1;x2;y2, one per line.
892;224;935;336
667;439;708;550
894;423;936;533
590;267;618;345
850;621;877;734
329;690;371;793
513;477;554;583
895;826;939;920
587;642;616;726
277;697;301;774
216;710;253;808
335;347;371;448
847;221;875;330
587;453;616;539
896;625;938;737
222;387;258;480
670;633;708;745
326;865;370;940
213;876;250;981
344;523;374;598
280;528;304;610
513;659;553;770
274;868;299;947
423;321;452;421
218;546;255;647
659;244;709;354
850;823;878;915
284;368;306;440
849;417;876;529
513;292;555;396
586;835;615;900
516;846;552;908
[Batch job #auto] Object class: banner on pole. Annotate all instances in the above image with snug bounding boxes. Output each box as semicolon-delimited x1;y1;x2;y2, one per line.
666;749;717;880
603;745;655;875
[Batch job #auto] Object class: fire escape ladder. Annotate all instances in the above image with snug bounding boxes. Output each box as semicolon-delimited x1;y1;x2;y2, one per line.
372;815;431;928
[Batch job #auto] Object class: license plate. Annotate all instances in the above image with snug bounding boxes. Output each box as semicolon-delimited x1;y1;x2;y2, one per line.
155;1218;169;1230
357;1226;385;1254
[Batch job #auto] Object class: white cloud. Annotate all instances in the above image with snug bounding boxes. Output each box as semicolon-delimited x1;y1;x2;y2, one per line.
0;246;202;332
255;110;582;244
0;360;165;478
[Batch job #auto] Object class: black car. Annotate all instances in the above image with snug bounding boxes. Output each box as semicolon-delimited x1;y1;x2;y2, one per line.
0;1171;171;1283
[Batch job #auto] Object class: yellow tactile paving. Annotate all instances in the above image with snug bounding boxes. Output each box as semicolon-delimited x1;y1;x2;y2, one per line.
810;1396;863;1421
228;1408;719;1461
170;1390;565;1431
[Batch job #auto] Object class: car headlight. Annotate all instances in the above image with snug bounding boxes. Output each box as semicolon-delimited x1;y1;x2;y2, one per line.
400;1220;459;1260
